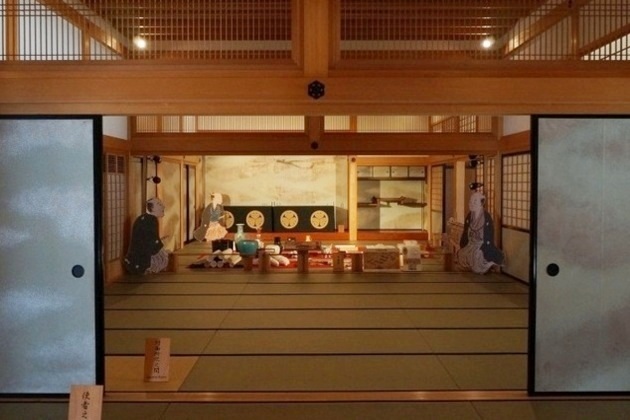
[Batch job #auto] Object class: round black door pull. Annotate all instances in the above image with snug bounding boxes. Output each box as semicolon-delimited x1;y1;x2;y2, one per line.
546;263;560;277
72;265;85;278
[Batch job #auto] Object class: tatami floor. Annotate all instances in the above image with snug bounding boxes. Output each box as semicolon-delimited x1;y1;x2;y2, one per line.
3;267;630;419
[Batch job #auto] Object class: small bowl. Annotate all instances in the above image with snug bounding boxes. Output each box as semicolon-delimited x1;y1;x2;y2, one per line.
237;239;259;256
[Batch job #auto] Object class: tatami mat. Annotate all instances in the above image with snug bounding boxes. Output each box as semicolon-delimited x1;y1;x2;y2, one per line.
438;354;527;390
6;268;630;419
105;310;229;329
105;356;199;392
218;309;417;329
241;281;527;295
103;271;531;395
403;308;528;328
105;328;527;356
233;294;402;309
202;329;433;354
245;271;513;284
180;355;460;391
105;329;216;355
394;293;529;308
421;328;528;353
105;294;241;309
105;282;248;295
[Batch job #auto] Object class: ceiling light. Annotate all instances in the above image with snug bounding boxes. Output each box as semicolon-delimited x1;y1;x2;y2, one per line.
133;36;147;49
481;37;495;49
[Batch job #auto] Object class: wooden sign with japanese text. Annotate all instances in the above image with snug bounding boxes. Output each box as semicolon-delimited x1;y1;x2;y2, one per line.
143;337;171;382
68;384;103;420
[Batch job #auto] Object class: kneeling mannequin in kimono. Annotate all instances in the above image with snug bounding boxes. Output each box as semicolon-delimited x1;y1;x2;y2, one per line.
457;191;504;274
123;197;170;275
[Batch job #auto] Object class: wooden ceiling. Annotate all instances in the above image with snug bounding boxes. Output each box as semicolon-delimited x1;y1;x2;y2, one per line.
78;0;546;44
21;1;627;61
81;0;293;42
338;0;549;41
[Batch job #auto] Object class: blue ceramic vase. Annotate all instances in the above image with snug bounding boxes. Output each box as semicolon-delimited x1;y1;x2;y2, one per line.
237;239;259;256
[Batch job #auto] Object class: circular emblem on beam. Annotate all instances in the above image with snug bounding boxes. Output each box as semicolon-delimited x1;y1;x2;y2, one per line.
308;80;325;100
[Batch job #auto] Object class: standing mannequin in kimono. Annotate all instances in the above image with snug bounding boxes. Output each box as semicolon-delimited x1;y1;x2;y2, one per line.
193;192;228;242
123;197;169;275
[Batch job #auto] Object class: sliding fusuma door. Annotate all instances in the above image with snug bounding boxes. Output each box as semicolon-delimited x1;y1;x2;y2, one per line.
0;116;103;395
531;116;630;393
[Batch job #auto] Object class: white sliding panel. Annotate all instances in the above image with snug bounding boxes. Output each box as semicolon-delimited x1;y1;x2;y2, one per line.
0;117;103;394
532;116;630;393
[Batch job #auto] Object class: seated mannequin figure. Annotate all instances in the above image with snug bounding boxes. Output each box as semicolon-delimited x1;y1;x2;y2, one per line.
193;192;228;242
457;190;504;274
123;197;170;275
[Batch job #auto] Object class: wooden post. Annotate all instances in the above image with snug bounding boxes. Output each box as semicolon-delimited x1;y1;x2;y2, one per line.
350;252;363;272
332;251;345;273
297;248;309;273
258;250;271;273
242;255;254;271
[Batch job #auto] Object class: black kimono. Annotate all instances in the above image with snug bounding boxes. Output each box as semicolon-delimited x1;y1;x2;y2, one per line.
123;213;164;274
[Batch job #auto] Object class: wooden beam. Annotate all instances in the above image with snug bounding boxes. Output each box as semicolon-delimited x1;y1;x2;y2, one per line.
3;61;630;115
355;156;433;166
502;0;591;58
130;131;497;156
320;133;498;155
578;23;630;58
132;132;311;156
104;135;131;153
500;131;531;154
37;0;127;56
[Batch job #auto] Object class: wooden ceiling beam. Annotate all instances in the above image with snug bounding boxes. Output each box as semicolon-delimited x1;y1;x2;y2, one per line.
130;131;498;156
503;0;592;58
2;60;630;115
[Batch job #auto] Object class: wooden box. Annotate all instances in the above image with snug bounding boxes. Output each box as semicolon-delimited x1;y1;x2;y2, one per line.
363;248;400;270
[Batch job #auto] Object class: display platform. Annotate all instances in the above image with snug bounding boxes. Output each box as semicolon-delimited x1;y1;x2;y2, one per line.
171;234;451;274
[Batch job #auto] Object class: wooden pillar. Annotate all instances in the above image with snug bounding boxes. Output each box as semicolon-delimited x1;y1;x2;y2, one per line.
5;0;18;60
306;116;324;143
82;31;91;60
348;155;358;241
302;0;330;78
328;0;341;66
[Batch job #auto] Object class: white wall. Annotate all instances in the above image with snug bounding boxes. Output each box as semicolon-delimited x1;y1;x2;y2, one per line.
503;116;530;136
103;116;128;140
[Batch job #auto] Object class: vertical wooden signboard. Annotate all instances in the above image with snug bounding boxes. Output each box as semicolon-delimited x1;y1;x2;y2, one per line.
68;385;103;420
143;337;171;382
